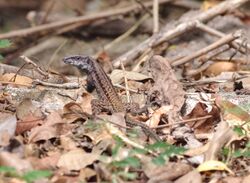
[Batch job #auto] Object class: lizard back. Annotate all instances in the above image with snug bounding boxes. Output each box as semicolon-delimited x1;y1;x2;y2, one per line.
64;55;125;112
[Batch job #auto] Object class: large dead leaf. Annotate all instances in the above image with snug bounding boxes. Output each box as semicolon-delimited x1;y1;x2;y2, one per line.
29;152;61;170
146;106;172;127
144;161;193;182
0;113;17;146
77;92;93;114
28;111;63;142
0;152;32;172
197;160;234;174
216;97;250;135
149;55;185;123
175;170;202;183
110;69;152;84
204;62;237;77
57;149;99;171
204;121;238;161
16;98;45;134
0;73;33;86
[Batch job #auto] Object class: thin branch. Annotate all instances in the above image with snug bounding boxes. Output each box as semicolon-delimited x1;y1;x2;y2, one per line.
20;55;48;77
0;0;172;40
153;0;159;33
33;79;79;89
171;30;242;66
113;0;249;68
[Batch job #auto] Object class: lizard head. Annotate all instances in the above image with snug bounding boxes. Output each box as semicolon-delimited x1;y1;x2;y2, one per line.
63;55;93;72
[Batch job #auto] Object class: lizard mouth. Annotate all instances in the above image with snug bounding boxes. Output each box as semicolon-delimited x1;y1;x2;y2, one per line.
63;56;75;65
63;55;92;72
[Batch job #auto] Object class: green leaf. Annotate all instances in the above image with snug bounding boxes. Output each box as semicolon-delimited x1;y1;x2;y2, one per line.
22;170;52;183
0;166;16;173
0;166;19;177
222;148;229;156
146;141;170;150
242;150;250;157
130;147;147;155
233;126;245;136
147;142;186;156
232;150;243;158
246;141;250;148
162;146;186;157
152;155;166;165
0;39;11;48
112;136;124;156
112;157;140;168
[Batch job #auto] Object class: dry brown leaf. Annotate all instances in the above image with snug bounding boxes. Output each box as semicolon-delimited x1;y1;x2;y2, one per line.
79;168;97;181
146;106;172;127
0;113;17;146
175;170;202;183
243;174;250;183
144;162;193;182
84;119;113;145
60;135;78;151
204;62;237;77
63;102;86;122
204;120;238;161
29;152;60;170
0;73;33;86
0;151;32;172
16;98;44;120
149;55;185;123
77;92;93;114
216;97;250;135
16;98;45;134
110;69;152;84
221;176;242;183
57;149;99;171
16;115;44;135
28;111;63;142
185;102;220;133
216;97;250;123
184;143;210;157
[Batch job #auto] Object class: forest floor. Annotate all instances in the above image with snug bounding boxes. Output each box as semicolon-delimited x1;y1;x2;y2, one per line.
0;0;250;182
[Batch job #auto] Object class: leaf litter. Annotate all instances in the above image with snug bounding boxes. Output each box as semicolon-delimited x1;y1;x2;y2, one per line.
0;0;250;182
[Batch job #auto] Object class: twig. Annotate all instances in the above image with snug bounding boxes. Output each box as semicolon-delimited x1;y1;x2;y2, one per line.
113;0;249;68
196;21;249;54
47;39;68;70
184;61;212;77
132;49;153;72
0;0;172;40
0;62;50;81
171;30;242;66
153;0;159;33
98;14;149;54
198;44;231;63
120;62;131;103
113;84;138;93
20;55;48;77
33;79;79;89
153;115;213;129
135;0;165;24
39;0;56;24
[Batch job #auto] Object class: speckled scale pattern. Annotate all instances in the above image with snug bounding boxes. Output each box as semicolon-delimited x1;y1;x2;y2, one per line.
63;55;125;113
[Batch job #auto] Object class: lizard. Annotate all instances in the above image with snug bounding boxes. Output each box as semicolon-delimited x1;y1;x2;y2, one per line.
63;55;161;141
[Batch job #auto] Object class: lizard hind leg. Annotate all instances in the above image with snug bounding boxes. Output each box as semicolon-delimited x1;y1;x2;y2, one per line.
91;99;114;115
125;103;148;115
